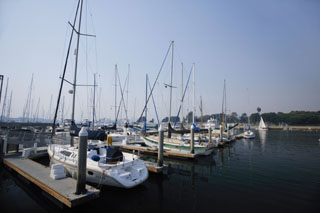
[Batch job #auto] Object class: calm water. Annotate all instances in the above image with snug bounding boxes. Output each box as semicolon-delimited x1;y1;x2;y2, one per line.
1;130;320;212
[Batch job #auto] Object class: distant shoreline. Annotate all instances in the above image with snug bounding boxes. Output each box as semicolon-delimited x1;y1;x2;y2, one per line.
242;125;320;131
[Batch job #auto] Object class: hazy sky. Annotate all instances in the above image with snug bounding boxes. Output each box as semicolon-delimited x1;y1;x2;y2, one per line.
1;0;319;122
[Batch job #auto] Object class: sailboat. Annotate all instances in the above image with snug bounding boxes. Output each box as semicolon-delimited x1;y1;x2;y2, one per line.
48;142;148;188
243;125;255;139
258;115;268;130
243;92;256;139
141;43;215;155
49;0;148;188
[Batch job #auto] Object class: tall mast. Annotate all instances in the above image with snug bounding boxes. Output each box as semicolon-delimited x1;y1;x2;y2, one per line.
126;64;130;122
71;0;84;125
23;74;33;122
168;41;174;125
224;80;227;124
0;75;3;106
221;79;226;126
145;74;148;130
6;91;12;121
0;77;9;121
61;96;65;124
52;0;80;135
180;62;183;128
92;73;96;129
34;97;40;122
192;63;195;124
114;64;117;124
200;96;203;127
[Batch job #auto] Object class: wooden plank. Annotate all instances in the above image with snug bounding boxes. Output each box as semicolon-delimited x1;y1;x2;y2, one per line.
3;155;99;208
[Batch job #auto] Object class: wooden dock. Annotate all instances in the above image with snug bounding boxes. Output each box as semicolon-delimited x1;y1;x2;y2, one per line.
3;154;100;208
121;145;196;159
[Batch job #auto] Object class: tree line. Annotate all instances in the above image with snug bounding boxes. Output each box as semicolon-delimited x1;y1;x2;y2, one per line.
149;111;320;126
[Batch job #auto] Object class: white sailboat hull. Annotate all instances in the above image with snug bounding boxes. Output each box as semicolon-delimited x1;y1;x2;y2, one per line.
48;144;148;188
243;130;256;139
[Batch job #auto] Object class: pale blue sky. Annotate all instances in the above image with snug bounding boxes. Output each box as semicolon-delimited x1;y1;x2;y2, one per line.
0;0;319;122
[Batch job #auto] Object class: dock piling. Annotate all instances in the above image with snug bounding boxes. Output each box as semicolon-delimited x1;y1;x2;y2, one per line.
157;125;164;167
208;127;212;144
0;139;3;163
190;125;194;154
75;127;88;195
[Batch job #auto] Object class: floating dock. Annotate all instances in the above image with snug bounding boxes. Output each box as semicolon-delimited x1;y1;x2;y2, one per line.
2;154;100;208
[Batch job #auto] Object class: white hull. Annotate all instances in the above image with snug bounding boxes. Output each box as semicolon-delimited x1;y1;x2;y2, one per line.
142;135;215;156
243;130;256;139
48;144;148;188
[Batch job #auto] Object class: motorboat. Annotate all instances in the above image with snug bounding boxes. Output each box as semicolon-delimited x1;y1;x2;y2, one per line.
243;130;256;139
243;125;256;139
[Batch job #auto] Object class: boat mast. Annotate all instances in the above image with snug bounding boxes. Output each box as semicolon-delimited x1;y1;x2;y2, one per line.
200;96;203;128
6;91;12;121
52;0;81;136
168;41;174;126
71;0;84;126
92;73;96;129
126;64;130;123
220;79;226;142
0;77;8;121
114;64;117;125
180;62;183;128
144;74;148;131
192;63;195;124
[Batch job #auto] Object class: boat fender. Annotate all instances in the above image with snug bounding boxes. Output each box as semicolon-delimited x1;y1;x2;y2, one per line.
91;155;100;161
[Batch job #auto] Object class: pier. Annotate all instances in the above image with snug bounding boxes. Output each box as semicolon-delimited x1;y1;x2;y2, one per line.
0;122;100;208
3;153;99;208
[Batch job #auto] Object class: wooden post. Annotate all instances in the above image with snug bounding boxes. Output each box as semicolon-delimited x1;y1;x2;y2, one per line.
157;125;164;167
226;124;229;140
208;127;212;145
0;139;3;163
219;124;224;147
3;136;7;154
75;127;88;195
190;125;194;154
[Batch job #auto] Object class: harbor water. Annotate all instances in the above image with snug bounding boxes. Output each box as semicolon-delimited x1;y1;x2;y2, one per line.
1;130;320;212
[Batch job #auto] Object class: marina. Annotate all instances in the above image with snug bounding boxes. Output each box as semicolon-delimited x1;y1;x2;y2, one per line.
1;0;320;212
1;130;320;212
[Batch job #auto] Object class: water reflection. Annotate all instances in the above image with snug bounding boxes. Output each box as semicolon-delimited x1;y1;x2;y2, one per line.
258;130;267;150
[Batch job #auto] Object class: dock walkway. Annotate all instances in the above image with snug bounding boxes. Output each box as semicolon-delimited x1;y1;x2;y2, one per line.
3;154;100;208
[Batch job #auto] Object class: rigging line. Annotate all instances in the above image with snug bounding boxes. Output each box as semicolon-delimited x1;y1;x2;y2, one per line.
174;65;193;126
137;42;172;122
117;71;129;122
147;75;160;126
114;72;128;124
